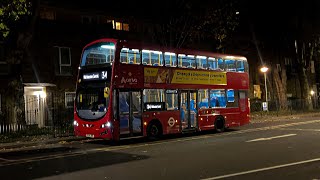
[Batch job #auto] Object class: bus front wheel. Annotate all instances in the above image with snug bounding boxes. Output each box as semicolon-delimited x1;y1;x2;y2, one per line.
147;121;162;140
214;117;225;133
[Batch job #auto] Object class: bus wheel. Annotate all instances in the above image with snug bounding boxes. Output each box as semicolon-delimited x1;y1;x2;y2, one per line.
147;121;162;140
214;117;225;133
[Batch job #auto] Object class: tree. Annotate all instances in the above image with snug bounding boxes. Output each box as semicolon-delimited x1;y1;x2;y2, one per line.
0;0;34;124
141;0;240;50
291;1;320;110
294;38;319;110
272;63;288;110
0;0;31;38
199;0;240;52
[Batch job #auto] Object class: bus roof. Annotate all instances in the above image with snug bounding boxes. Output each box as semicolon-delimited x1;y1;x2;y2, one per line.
83;38;118;50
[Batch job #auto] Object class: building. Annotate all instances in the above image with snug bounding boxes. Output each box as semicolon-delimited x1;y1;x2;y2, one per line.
0;0;143;128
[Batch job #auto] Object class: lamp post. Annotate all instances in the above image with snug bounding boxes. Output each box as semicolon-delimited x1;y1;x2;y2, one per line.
311;90;315;108
260;66;269;111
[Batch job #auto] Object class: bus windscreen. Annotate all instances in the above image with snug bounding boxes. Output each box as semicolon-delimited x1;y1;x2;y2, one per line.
81;42;115;66
76;83;110;120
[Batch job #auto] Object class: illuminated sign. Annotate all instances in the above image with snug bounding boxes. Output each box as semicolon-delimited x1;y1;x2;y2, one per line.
83;71;109;81
101;71;108;79
166;90;178;94
83;72;99;80
144;102;165;111
144;67;227;85
171;70;227;85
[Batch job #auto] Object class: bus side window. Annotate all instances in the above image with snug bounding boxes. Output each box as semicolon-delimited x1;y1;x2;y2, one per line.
236;60;245;72
142;50;162;66
166;90;178;110
129;49;141;64
142;50;151;65
143;89;165;110
120;48;140;64
120;56;127;63
217;58;225;71
178;54;186;68
187;55;196;69
227;89;239;107
164;52;176;67
225;59;236;72
151;51;163;66
120;48;129;64
198;89;209;108
196;56;207;69
208;57;216;70
210;89;226;108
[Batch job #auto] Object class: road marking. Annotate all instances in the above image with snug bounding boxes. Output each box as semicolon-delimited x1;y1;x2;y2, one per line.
201;158;320;180
278;128;320;132
93;120;320;152
1;119;320;167
246;134;297;142
0;157;14;162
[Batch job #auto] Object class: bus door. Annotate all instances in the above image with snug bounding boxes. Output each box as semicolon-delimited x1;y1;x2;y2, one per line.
239;90;249;124
119;91;143;137
180;90;198;130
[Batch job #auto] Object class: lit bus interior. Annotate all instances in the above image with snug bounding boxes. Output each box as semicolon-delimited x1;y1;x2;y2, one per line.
81;42;115;66
120;48;248;72
79;42;247;72
116;87;238;134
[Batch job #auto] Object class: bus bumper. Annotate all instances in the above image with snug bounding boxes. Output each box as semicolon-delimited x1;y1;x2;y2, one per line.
74;126;113;140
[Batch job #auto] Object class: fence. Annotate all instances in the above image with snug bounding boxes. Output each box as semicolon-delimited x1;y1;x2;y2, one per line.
0;92;74;137
2;95;317;137
250;98;320;115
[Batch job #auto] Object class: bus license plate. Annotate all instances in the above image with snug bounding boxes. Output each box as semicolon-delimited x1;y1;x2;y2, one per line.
86;134;94;138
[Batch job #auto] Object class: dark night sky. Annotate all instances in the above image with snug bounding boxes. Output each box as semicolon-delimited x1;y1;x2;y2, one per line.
44;0;320;41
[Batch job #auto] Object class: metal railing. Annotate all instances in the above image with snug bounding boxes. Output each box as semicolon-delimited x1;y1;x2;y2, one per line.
0;92;74;138
250;98;320;116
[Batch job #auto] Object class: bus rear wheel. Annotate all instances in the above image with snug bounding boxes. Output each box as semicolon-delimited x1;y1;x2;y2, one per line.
147;121;162;140
214;117;225;133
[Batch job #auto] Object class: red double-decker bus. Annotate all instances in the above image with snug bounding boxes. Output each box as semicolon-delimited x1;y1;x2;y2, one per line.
74;38;250;141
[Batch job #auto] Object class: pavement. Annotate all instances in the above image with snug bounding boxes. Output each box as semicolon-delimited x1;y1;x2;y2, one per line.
0;135;85;151
1;111;320;151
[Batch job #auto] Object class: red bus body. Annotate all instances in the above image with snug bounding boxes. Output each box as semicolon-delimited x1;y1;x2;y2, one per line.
74;38;250;141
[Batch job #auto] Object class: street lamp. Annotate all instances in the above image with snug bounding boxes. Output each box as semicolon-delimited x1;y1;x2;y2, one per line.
260;66;269;111
310;90;315;96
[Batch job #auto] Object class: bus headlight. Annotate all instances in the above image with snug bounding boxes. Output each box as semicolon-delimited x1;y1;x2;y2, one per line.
73;120;79;126
101;122;111;128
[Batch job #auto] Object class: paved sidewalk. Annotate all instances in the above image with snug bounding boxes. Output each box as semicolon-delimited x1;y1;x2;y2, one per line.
1;111;320;151
0;135;85;151
250;111;320;123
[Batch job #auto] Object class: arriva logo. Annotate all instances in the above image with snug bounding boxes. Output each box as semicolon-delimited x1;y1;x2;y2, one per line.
121;77;138;84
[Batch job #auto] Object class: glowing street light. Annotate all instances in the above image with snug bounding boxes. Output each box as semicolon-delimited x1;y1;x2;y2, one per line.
260;67;269;73
310;90;315;96
260;66;269;111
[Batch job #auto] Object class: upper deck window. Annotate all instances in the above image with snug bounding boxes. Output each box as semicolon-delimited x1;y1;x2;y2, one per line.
120;48;140;64
236;60;246;72
217;58;225;70
178;54;196;69
164;52;177;67
81;42;115;66
142;50;163;66
225;58;236;72
196;56;207;69
208;57;217;70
